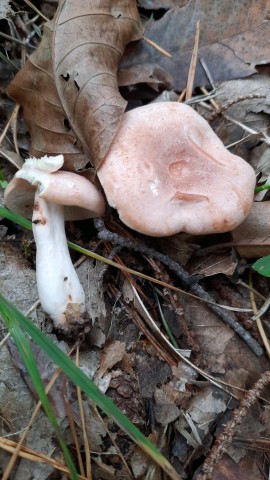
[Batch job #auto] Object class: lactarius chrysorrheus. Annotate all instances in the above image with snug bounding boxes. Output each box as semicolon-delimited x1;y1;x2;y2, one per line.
4;155;105;328
97;102;256;237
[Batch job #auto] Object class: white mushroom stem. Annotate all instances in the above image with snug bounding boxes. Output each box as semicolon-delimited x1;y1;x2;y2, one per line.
32;189;85;327
4;155;106;328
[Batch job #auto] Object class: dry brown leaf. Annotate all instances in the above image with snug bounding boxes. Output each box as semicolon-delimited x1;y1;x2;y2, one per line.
120;0;270;91
95;341;126;378
54;0;143;168
186;388;227;435
154;387;180;425
189;252;237;277
212;453;265;480
7;0;143;170
7;18;87;171
232;201;270;258
92;459;116;480
135;353;172;398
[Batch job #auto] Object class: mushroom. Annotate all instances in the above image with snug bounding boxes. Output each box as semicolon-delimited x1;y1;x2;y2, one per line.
97;102;256;236
4;155;105;328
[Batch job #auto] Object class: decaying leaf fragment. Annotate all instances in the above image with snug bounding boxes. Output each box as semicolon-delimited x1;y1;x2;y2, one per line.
7;0;143;170
232;201;270;258
120;0;270;91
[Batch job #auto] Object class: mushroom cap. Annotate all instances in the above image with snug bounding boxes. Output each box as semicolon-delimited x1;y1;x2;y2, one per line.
4;155;105;220
97;102;256;236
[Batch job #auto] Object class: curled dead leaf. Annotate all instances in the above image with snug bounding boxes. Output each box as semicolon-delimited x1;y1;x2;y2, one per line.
7;0;144;170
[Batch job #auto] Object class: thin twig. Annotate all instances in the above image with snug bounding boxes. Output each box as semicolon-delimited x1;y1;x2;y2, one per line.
190;283;263;356
0;51;19;70
23;0;49;22
94;219;199;288
91;403;134;479
208;94;266;121
143;36;172;57
76;348;92;479
252;294;270;321
0;104;20;148
200;86;219;110
199;57;216;89
0;436;87;479
0;31;35;48
249;274;270;358
200;86;270;147
94;220;263;357
65;395;86;477
196;371;270;480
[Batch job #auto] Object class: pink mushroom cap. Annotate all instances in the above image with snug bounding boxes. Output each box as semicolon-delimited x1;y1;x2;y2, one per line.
4;155;105;220
97;102;256;237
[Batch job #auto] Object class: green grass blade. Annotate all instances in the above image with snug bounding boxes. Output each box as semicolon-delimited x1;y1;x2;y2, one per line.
0;294;181;480
0;205;32;231
0;298;79;479
255;183;270;193
0;206;208;302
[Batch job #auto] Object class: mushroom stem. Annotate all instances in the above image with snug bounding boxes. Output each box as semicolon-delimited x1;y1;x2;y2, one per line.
32;189;85;327
4;155;106;329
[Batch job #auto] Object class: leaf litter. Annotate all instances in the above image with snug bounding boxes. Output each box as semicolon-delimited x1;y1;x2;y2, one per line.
120;0;270;91
1;0;270;479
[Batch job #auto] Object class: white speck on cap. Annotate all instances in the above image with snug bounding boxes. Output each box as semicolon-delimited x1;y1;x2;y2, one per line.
149;178;160;196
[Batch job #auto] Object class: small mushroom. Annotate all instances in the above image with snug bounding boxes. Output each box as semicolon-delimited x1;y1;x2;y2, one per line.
4;155;105;328
97;102;256;236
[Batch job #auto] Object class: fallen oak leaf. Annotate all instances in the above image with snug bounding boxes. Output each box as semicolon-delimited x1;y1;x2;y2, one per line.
54;0;143;169
7;0;143;170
